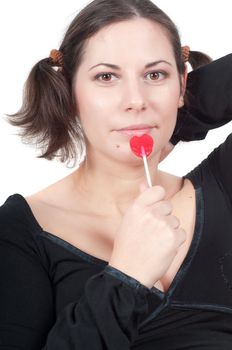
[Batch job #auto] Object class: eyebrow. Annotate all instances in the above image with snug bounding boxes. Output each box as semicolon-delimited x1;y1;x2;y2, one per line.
88;60;172;71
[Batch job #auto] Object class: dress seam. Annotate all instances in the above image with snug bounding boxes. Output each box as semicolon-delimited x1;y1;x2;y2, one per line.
39;230;107;267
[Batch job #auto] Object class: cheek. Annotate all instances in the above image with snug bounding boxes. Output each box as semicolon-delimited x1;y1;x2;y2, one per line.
150;83;181;116
75;84;118;122
74;86;113;146
153;84;180;136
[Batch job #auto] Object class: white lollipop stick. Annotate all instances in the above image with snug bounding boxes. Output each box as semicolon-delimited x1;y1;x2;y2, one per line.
141;146;152;188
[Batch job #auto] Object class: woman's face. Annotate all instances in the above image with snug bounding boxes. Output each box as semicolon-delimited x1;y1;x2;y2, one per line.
74;18;185;163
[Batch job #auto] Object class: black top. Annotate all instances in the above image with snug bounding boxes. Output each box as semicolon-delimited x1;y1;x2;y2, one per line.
0;54;232;349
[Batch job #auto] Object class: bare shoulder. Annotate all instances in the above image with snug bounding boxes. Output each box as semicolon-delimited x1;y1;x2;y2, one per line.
25;173;114;261
25;173;80;228
27;175;67;204
157;170;194;197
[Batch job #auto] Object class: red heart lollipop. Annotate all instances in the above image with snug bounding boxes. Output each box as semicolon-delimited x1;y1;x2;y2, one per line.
129;134;154;158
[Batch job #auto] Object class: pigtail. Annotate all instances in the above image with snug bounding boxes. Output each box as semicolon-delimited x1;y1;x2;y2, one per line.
7;57;84;165
173;48;214;145
182;48;213;108
188;50;212;70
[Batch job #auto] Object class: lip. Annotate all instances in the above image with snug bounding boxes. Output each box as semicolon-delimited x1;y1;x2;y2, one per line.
118;124;154;131
117;124;155;136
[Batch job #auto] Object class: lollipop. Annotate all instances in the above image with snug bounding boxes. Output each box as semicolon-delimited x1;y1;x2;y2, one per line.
130;134;154;187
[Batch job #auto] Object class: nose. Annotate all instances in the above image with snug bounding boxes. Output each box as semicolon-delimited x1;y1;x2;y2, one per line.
123;79;147;113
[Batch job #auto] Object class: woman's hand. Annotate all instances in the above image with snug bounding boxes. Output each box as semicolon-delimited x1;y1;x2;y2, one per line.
109;185;186;288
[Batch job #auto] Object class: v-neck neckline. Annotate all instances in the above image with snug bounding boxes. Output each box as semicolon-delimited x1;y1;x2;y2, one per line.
11;176;204;298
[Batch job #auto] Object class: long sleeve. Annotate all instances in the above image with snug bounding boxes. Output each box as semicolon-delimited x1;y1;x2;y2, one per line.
44;266;150;349
171;53;232;204
0;203;150;350
207;132;232;206
171;54;232;145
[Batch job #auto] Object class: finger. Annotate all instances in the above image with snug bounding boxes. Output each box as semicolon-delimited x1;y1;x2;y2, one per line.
137;185;166;207
151;200;173;216
176;227;187;246
165;215;180;229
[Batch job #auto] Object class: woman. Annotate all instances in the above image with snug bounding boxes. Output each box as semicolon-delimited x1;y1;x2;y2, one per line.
1;0;231;348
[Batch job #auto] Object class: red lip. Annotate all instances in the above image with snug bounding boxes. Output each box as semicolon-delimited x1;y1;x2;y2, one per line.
118;124;154;131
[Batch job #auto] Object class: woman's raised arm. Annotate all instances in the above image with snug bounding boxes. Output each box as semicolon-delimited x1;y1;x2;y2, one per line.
171;54;232;145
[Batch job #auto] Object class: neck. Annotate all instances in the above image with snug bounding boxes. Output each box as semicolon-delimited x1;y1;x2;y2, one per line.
70;149;181;217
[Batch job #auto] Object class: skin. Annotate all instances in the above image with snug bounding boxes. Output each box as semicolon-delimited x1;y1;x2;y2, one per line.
70;18;187;218
27;18;191;288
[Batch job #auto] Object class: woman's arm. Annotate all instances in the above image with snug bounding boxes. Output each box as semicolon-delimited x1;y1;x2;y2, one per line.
0;204;150;349
207;132;232;206
170;54;232;203
44;266;150;349
171;54;232;145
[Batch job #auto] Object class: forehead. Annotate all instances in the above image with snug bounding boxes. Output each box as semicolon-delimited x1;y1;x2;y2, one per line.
82;18;175;65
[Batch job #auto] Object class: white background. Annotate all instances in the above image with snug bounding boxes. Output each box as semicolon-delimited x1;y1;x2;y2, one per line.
0;0;232;205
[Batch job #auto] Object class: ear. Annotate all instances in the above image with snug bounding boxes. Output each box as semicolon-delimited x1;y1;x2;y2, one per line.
178;64;188;108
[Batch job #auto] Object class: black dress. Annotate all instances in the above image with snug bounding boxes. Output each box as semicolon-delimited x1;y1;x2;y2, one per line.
0;54;232;349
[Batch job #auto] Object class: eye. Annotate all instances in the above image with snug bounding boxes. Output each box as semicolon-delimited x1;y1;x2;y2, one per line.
95;72;117;82
145;71;167;81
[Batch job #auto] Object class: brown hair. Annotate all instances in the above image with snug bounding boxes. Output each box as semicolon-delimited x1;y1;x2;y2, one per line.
7;0;211;166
